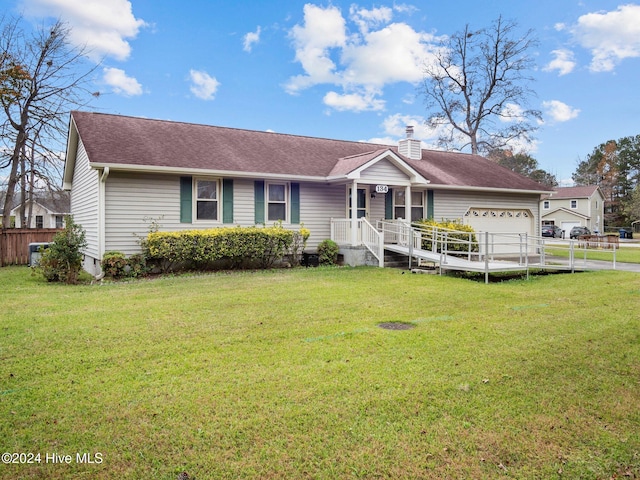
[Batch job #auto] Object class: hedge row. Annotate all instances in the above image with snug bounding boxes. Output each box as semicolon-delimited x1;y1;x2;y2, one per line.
144;226;308;272
414;218;479;253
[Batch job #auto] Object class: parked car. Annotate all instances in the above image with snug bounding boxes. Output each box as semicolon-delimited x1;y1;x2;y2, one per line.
542;225;564;238
569;226;591;239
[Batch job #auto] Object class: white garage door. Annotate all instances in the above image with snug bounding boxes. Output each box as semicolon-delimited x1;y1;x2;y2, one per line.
463;208;534;254
561;222;580;237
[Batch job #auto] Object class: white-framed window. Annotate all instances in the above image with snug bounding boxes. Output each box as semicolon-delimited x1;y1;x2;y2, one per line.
394;190;424;221
543;200;550;209
55;215;64;228
267;182;288;221
570;199;578;209
35;215;43;229
195;178;219;221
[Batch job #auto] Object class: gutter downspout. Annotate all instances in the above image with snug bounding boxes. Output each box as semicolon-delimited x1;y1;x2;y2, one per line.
95;167;110;280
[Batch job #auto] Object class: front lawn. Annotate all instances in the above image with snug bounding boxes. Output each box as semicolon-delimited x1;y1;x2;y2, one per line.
1;266;639;479
546;244;640;264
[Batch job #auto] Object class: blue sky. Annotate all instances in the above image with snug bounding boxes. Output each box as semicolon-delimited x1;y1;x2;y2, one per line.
12;0;640;185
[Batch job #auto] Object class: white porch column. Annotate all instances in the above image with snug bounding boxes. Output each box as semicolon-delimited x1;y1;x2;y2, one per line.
351;180;358;246
405;185;412;222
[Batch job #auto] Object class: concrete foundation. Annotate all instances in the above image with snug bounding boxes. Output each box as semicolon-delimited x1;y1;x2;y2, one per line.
338;245;380;267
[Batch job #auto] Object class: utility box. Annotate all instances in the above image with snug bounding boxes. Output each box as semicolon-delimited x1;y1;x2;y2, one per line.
302;252;319;267
29;242;51;266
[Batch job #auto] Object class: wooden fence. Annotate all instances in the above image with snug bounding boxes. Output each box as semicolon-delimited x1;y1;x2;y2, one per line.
0;228;62;266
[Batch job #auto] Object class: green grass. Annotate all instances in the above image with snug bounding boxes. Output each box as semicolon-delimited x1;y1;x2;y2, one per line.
1;266;639;479
547;244;640;263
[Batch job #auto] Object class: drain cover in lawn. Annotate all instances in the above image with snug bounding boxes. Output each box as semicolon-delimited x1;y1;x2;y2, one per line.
378;322;415;330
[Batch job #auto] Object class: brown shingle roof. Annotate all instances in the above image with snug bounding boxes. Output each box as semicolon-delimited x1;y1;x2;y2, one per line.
546;185;600;199
70;111;552;192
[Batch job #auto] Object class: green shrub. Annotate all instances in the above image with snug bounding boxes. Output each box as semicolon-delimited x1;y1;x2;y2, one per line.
145;225;298;272
127;253;148;278
317;239;339;265
101;251;149;279
414;218;479;254
101;251;128;279
36;216;87;284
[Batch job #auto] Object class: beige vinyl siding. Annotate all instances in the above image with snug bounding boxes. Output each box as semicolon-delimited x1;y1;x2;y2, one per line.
360;159;410;185
433;190;541;235
233;179;255;225
299;183;346;249
70;139;100;260
103;174;349;254
104;172;183;255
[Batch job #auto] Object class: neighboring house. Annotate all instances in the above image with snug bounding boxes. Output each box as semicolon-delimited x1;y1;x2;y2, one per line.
541;186;605;235
63;111;552;275
10;191;70;229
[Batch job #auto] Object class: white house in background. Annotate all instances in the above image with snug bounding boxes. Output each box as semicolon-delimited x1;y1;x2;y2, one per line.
541;185;605;234
8;191;70;228
62;111;553;275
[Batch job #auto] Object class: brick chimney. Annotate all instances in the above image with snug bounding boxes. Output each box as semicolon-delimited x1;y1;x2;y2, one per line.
398;126;422;160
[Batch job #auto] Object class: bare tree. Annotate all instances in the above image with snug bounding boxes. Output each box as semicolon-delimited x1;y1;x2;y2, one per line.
1;16;97;228
422;16;541;155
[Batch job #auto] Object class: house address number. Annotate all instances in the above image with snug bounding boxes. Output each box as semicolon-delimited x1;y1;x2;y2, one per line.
375;185;389;194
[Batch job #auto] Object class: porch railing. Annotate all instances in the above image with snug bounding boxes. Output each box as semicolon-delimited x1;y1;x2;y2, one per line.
330;218;384;267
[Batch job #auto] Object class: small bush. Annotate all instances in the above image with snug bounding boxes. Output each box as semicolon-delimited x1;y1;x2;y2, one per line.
101;252;149;279
317;239;339;265
127;254;148;278
36;216;87;284
101;251;128;279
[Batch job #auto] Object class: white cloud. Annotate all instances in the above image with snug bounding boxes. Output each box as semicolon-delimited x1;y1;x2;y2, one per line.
349;5;393;34
341;23;437;87
189;70;220;100
243;26;261;53
372;113;442;150
544;49;576;76
285;4;440;113
542;100;580;122
323;89;385;112
499;103;528;122
21;0;147;61
570;4;640;72
102;67;142;96
286;4;346;94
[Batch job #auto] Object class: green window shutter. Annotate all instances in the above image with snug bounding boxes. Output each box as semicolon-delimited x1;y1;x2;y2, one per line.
222;179;234;223
427;189;434;220
385;188;393;219
290;182;300;224
254;180;265;224
180;176;192;223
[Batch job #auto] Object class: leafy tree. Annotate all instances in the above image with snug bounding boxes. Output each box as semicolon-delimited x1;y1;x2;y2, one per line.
488;149;557;187
422;16;540;155
1;16;97;228
623;185;640;224
573;136;640;225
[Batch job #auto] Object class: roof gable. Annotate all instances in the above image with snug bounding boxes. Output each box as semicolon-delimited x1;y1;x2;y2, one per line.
329;149;429;184
545;185;602;200
542;207;590;220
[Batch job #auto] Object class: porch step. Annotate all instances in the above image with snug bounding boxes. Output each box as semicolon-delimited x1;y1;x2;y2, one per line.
384;250;440;270
384;250;407;268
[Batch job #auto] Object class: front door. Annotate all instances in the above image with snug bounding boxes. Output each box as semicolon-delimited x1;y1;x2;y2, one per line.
348;188;367;218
